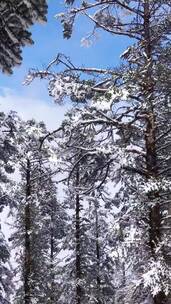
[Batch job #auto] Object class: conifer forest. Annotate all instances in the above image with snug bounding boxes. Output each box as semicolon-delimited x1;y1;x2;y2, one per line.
0;1;171;304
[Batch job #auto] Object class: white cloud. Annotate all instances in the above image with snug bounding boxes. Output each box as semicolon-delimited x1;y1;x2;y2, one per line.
0;86;69;130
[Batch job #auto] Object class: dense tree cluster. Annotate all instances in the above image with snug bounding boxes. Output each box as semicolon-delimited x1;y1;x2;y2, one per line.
0;1;170;304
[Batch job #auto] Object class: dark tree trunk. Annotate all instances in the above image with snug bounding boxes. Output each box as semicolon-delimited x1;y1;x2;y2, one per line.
50;202;55;304
24;159;31;304
95;203;101;304
143;1;167;303
75;166;82;304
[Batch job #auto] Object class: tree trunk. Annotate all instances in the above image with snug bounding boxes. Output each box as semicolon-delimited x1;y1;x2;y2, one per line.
24;159;31;304
75;166;82;304
50;202;55;304
95;202;101;304
143;1;167;303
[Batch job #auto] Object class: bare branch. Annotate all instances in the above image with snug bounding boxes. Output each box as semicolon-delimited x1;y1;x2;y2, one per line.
84;12;141;40
39;127;63;150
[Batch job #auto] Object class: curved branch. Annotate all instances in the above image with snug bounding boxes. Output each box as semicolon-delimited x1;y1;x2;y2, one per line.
84;12;141;40
39;127;63;150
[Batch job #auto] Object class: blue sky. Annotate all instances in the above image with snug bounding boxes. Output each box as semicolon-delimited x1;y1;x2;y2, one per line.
0;0;131;129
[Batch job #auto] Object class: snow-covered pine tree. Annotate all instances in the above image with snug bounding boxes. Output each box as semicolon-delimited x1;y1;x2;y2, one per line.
9;119;63;304
57;2;171;303
0;0;47;74
25;1;171;302
86;194;116;304
55;109;116;304
36;175;67;304
0;229;13;304
0;111;20;303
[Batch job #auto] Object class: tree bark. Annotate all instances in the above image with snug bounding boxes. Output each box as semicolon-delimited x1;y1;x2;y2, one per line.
50;201;55;304
75;166;82;304
95;203;101;304
143;1;167;303
24;159;31;304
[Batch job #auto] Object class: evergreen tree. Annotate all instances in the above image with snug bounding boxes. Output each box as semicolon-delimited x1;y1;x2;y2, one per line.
54;2;171;303
0;111;19;303
37;176;67;304
0;229;13;304
56;109;116;304
24;1;171;302
0;0;47;74
10;119;62;304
